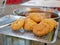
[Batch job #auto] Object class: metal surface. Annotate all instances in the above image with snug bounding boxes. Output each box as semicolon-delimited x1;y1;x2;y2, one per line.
2;35;43;45
20;0;60;7
0;15;59;43
0;15;21;27
13;8;60;20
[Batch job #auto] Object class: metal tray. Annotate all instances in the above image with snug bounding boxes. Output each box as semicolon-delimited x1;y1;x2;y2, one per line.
13;8;60;20
0;15;22;28
0;15;59;43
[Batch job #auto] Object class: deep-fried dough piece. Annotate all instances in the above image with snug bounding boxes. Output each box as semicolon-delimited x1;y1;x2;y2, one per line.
41;19;58;32
33;22;50;36
27;13;47;23
33;19;57;36
10;18;25;30
24;18;37;31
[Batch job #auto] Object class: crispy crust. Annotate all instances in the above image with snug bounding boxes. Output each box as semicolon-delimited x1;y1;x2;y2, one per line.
10;18;25;30
24;18;37;31
33;19;57;36
27;13;47;23
41;19;58;32
33;22;50;36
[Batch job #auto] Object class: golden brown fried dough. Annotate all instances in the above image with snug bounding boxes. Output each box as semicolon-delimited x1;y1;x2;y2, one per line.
27;13;47;23
41;19;58;32
10;18;25;30
24;18;37;31
33;22;50;36
33;19;57;36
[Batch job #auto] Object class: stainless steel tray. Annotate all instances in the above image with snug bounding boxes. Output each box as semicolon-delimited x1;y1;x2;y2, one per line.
13;8;60;20
0;15;59;43
0;15;21;28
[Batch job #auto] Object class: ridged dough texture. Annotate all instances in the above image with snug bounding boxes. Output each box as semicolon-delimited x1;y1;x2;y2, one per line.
24;18;37;31
33;19;57;36
10;18;25;30
41;19;58;32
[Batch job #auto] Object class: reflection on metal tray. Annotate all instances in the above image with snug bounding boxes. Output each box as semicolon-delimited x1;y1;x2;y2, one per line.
0;15;59;43
13;8;60;20
0;15;24;28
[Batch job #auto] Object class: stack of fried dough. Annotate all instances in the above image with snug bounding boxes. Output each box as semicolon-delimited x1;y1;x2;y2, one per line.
10;12;58;36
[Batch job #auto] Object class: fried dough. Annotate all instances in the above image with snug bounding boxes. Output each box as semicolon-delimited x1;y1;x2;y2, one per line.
24;18;37;31
10;18;25;30
27;13;47;23
41;19;58;32
33;19;57;36
33;22;50;36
